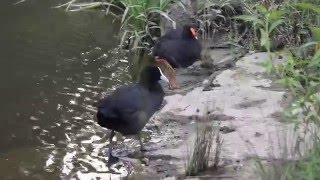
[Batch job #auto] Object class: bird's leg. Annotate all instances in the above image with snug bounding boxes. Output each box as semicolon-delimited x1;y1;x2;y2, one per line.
138;132;145;152
108;130;115;157
155;58;180;89
107;130;122;167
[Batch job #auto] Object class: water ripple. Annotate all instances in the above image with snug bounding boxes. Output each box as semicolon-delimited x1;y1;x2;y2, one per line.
32;46;133;179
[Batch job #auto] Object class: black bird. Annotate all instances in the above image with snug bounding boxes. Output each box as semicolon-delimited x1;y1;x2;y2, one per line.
152;25;202;88
96;65;169;159
157;26;193;42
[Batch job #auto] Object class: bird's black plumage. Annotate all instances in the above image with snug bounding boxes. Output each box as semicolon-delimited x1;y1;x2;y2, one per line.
97;66;167;135
152;25;202;68
96;83;164;135
96;65;168;160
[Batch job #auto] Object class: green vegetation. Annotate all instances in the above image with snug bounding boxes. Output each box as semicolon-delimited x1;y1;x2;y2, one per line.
232;1;319;52
101;0;174;55
235;0;320;179
286;146;320;179
234;4;286;53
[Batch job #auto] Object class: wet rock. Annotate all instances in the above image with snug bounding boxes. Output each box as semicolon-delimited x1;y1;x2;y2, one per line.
202;79;210;86
220;126;236;134
202;82;221;91
161;0;197;32
207;113;235;121
200;61;214;69
118;157;140;165
141;158;150;166
234;99;267;109
111;148;135;157
141;143;161;152
150;138;162;144
163;177;176;180
254;132;263;137
214;55;237;69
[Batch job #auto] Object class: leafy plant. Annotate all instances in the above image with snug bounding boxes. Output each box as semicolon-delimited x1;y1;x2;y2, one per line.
261;36;320;179
115;0;174;51
233;4;286;53
236;2;320;179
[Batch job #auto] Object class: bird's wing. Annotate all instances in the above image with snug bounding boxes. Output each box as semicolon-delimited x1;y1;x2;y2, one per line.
112;84;150;115
153;28;182;57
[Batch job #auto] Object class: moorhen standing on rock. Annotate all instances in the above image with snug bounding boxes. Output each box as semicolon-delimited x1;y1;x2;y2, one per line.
152;25;202;89
96;65;169;162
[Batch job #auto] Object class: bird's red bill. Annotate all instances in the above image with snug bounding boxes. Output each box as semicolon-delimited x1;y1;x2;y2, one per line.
190;27;198;39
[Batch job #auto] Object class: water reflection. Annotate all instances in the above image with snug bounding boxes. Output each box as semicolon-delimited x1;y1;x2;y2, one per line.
39;46;132;179
0;0;138;178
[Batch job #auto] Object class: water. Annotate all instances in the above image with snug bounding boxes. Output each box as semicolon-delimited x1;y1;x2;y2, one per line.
0;0;134;179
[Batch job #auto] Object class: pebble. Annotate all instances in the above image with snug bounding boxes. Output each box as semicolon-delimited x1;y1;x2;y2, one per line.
219;125;236;134
142;157;149;166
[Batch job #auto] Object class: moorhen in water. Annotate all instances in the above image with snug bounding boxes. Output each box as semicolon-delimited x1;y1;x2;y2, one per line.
96;65;169;161
152;25;202;89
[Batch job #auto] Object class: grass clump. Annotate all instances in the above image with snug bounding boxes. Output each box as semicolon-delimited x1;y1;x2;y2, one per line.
186;122;222;176
114;0;174;51
286;145;320;180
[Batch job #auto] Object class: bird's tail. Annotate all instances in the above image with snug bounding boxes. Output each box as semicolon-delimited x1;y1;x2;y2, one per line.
96;107;118;127
96;110;105;127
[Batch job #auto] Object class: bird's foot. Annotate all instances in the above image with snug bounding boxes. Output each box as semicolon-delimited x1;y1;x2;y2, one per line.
108;154;119;167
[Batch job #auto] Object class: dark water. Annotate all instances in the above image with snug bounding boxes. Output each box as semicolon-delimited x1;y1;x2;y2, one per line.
0;0;135;179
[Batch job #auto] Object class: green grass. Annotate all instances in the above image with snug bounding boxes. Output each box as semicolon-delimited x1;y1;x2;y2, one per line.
287;145;320;180
230;0;320;52
255;139;320;180
186;122;222;176
185;105;222;176
114;0;174;75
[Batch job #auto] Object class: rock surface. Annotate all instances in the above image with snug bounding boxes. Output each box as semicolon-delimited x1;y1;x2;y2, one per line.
90;51;314;180
129;51;302;179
